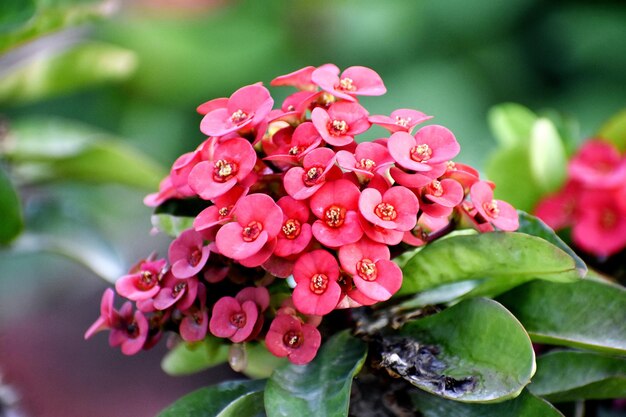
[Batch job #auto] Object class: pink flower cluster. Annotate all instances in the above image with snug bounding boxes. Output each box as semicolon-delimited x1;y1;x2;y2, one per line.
86;64;519;364
536;140;626;257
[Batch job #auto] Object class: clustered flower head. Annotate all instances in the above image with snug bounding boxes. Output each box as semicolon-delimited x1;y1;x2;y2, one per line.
536;140;626;258
86;64;519;364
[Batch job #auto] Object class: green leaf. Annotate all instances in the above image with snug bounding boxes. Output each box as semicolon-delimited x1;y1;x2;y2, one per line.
241;342;289;380
597;108;626;152
397;298;535;403
161;338;229;376
485;145;543;213
516;211;587;278
158;379;266;417
151;214;195;238
529;350;626;402
0;0;36;33
498;280;626;354
399;232;582;297
264;330;367;417
529;118;567;194
488;103;537;148
411;389;564;417
3;117;166;190
0;166;23;244
0;41;137;105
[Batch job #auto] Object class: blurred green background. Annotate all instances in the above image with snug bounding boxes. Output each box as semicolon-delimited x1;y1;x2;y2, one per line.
0;0;625;416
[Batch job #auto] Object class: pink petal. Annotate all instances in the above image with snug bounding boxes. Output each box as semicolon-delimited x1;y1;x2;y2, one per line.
353;260;402;301
180;310;209;342
216;223;268;260
293;280;342;316
288;324;322;365
342;66;386;96
312;211;363;247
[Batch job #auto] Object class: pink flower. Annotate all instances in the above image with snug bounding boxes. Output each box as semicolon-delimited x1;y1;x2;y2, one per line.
369;109;432;133
292;250;342;316
180;284;209;342
188;138;257;200
470;181;519;231
265;313;321;365
144;175;186;207
275;196;313;257
264;122;323;164
153;272;199;311
311;65;386;102
535;180;580;230
389;163;446;189
109;304;149;356
571;190;626;257
270;66;318;91
311;101;370;146
283;147;342;200
84;288;116;339
336;142;393;180
115;258;167;301
338;238;402;301
359;186;419;231
441;161;480;192
200;84;273;137
215;194;283;265
388;125;460;172
193;185;248;240
209;296;259;343
310;179;364;247
568;140;626;188
168;229;210;279
419;178;464;217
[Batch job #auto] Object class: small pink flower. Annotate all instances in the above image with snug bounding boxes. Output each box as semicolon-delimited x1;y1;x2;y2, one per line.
209;296;259;343
265;313;321;365
84;288;116;339
441;161;480;192
193;185;248;240
336;142;393;180
535;180;580;230
270;66;318;91
108;302;149;356
311;65;386;102
359;186;419;231
264;122;323;164
359;215;405;245
310;179;364;247
115;258;167;301
571;190;626;257
275;196;313;257
388;125;460;172
200;84;273;137
269;91;322;125
168;229;210;279
153;273;199;311
421;179;464;208
369;109;432;133
292;250;342;316
470;181;519;231
311;101;370;146
283;147;342;200
188;138;257;200
180;284;209;342
389;162;447;189
144;175;185;207
338;238;402;301
568;140;626;188
215;194;283;263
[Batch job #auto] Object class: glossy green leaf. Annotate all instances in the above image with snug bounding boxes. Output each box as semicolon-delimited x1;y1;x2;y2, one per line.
158;379;266;417
0;41;137;105
488;103;537;148
486;145;542;213
597;108;626;152
411;389;564;417
0;0;36;33
0;166;23;244
529;118;567;193
399;232;581;297
151;214;195;238
161;338;229;376
498;280;626;354
264;330;367;417
529;350;626;402
516;211;586;277
397;298;535;403
3;117;166;190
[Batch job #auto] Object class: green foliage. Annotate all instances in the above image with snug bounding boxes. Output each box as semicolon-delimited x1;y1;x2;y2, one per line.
529;118;567;194
487;103;537;148
597;108;626;152
157;379;266;417
399;232;582;297
411;389;564;417
398;298;535;403
161;338;229;377
151;214;195;238
2;117;166;189
0;166;23;244
0;0;36;34
529;351;626;402
0;41;137;104
264;330;367;417
498;280;626;354
240;342;289;380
